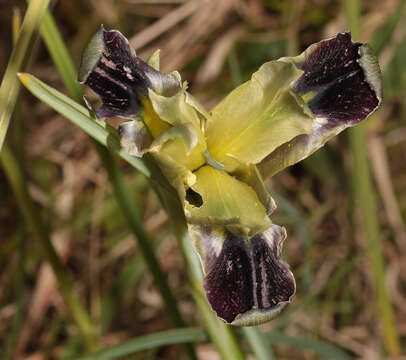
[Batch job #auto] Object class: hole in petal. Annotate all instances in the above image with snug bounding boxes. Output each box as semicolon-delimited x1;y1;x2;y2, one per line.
185;188;203;207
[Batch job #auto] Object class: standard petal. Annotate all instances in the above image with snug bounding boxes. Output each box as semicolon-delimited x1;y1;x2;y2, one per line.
78;26;181;119
188;224;296;326
184;166;271;236
206;60;314;172
258;33;382;178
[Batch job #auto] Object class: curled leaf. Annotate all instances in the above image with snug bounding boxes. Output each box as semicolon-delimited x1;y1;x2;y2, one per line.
188;224;296;326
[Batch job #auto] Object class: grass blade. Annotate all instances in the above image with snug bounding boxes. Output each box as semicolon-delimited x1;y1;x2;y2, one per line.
38;10;84;101
0;0;50;150
345;0;401;355
77;328;208;360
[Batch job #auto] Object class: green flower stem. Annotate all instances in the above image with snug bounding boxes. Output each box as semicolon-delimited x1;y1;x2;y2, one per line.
149;168;246;360
0;144;98;351
345;0;401;355
242;327;275;360
36;10;197;359
0;0;50;150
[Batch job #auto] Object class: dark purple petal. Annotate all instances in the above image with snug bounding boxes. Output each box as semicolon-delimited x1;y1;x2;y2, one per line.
259;33;382;179
203;232;253;323
189;225;295;325
78;26;180;119
293;32;381;126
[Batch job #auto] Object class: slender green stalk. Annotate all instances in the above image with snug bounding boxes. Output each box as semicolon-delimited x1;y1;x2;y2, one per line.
0;0;50;150
242;327;275;360
345;1;401;355
37;12;196;359
0;145;98;351
151;177;246;360
38;10;83;102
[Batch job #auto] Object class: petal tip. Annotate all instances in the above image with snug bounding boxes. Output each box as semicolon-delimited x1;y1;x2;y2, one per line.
195;225;295;325
358;44;383;105
78;26;105;83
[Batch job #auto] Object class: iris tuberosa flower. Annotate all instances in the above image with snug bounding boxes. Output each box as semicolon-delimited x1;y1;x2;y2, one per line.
79;27;382;325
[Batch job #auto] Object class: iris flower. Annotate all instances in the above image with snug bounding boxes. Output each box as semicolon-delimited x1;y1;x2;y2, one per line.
79;27;382;326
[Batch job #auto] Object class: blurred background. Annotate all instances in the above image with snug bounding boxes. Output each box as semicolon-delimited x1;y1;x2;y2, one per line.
1;0;406;359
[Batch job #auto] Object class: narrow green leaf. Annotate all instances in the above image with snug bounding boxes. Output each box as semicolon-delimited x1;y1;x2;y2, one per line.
18;73;150;177
345;1;401;356
0;0;50;150
77;328;208;360
38;9;83;102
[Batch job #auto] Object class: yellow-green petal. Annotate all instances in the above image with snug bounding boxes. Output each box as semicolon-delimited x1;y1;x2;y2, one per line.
206;60;314;172
149;87;202;130
185;166;271;236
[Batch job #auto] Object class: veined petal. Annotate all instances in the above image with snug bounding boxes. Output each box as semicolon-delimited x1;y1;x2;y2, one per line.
185;166;271;236
258;32;382;178
188;224;296;326
206;61;314;172
78;26;181;120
